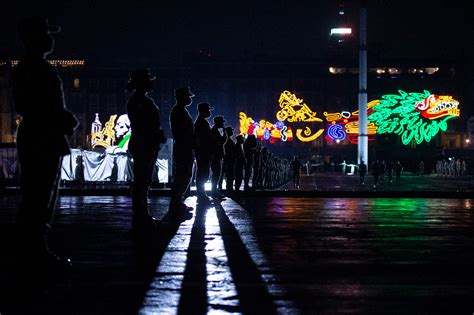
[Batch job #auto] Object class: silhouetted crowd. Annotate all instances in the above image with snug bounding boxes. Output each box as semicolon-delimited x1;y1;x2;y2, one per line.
9;16;293;277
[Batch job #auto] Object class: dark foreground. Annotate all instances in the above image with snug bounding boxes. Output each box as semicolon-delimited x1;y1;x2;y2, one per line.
1;195;474;314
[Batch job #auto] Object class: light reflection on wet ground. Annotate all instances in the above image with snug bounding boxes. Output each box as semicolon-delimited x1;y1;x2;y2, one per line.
1;195;474;313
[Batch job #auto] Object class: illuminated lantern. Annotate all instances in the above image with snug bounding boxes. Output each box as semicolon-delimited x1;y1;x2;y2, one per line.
368;90;460;145
327;124;346;141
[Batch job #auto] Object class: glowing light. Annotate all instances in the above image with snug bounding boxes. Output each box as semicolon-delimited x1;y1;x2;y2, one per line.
295;127;324;142
277;91;323;123
324;100;379;144
368;90;461;145
239;112;292;143
9;59;85;67
327;124;346;141
330;28;352;35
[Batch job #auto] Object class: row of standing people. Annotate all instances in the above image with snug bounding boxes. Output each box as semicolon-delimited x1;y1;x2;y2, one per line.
359;160;403;186
11;16;290;276
435;159;468;177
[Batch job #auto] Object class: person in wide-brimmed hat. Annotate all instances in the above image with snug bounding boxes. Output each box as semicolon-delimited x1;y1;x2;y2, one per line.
210;115;227;198
168;87;195;217
126;68;167;235
12;16;79;273
223;126;237;193
194;102;215;203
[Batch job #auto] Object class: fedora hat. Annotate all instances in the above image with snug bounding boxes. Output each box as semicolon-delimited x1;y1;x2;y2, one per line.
197;102;214;112
129;68;156;82
174;86;195;97
18;16;61;40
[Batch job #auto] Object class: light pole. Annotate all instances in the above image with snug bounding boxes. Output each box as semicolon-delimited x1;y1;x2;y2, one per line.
358;2;368;166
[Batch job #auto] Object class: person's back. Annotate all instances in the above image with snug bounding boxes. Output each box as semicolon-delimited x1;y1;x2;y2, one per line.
372;161;380;175
194;102;214;201
12;16;79;272
290;159;303;173
127;92;163;154
290;157;303;189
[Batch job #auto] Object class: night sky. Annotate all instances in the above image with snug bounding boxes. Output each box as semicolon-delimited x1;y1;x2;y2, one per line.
1;0;472;64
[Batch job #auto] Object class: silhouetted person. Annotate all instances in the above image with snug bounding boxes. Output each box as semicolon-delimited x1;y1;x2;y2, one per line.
243;134;257;191
169;87;195;214
394;161;403;181
126;69;167;233
290;155;303;189
386;160;393;183
419;160;425;176
223;126;236;193
12;16;79;271
210;116;226;198
194;102;214;203
74;155;85;183
380;160;386;182
372;160;380;188
358;160;367;185
234;134;246;191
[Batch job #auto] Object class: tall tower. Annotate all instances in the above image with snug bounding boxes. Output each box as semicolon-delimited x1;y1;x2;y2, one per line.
91;113;102;145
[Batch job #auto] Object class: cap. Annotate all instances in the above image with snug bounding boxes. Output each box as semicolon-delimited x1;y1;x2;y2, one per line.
224;126;235;133
197;102;214;112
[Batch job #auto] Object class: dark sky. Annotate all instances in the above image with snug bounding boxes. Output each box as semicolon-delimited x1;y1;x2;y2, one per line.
1;0;472;64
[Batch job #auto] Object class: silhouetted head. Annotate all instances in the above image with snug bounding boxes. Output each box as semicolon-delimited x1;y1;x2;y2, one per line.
293;155;298;161
126;68;155;93
18;16;60;57
224;126;234;136
174;86;194;106
236;134;244;144
245;134;257;147
197;102;213;118
213;116;225;128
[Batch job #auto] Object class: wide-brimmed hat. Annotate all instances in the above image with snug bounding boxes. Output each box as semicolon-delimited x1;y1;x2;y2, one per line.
129;68;156;82
224;126;235;133
175;86;195;97
18;16;61;40
197;102;214;112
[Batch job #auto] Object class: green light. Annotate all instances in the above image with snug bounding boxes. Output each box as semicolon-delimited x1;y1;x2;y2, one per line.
368;90;459;145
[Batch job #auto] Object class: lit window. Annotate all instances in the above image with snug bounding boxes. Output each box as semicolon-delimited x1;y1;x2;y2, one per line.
328;67;346;74
388;68;401;75
425;67;439;75
73;78;80;88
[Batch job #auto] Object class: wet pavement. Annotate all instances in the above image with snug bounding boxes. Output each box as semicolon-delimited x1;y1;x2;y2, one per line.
1;195;474;314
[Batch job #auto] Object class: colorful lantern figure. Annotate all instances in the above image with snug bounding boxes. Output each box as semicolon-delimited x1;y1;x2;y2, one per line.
368;90;460;145
239;112;293;144
324;100;379;144
326;124;346;142
277;90;324;142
